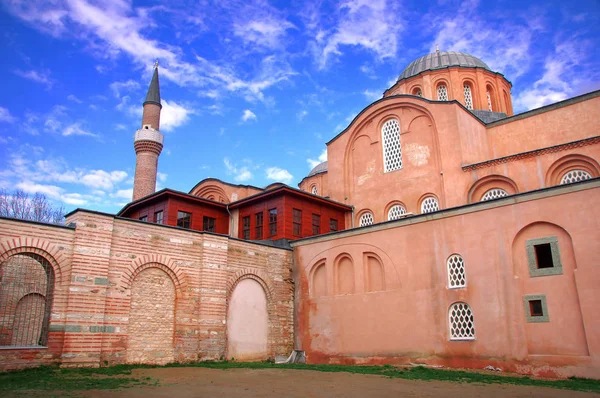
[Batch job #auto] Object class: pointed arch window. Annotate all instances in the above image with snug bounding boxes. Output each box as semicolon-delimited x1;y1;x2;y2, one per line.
463;84;473;110
437;84;448;101
381;119;403;173
359;212;374;227
449;302;475;340
387;204;406;220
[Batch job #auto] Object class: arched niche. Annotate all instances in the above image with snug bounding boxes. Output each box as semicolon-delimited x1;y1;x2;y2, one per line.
467;174;519;203
310;260;327;298
334;254;355;295
545;154;600;187
364;252;385;292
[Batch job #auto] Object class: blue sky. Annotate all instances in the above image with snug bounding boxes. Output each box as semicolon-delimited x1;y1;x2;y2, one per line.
0;0;598;213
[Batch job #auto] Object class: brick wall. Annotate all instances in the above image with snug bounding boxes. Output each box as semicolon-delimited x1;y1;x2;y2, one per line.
0;212;294;370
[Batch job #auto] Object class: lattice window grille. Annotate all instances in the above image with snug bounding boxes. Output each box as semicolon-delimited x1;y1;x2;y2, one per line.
382;119;403;173
414;89;422;97
463;85;473;110
480;188;508;201
387;204;406;220
449;302;475;340
437;85;448;101
560;170;592;184
359;212;374;227
311;185;318;195
0;254;54;347
447;255;466;288
486;91;492;111
421;197;439;213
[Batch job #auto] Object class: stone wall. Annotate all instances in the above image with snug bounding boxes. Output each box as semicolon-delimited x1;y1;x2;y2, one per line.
0;211;294;371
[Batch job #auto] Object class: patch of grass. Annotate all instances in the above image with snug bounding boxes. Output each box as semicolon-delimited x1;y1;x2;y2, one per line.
1;361;599;393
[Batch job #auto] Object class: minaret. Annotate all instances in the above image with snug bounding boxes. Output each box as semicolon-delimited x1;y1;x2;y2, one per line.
132;61;163;201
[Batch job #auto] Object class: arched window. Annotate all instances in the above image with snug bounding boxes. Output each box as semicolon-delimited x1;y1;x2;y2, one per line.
437;84;449;101
560;170;592;184
420;196;439;214
463;84;473;110
311;185;318;195
486;91;493;111
359;212;374;227
381;119;403;173
412;88;422;97
387;204;406;220
449;302;475;340
480;188;508;201
0;254;55;347
447;254;466;288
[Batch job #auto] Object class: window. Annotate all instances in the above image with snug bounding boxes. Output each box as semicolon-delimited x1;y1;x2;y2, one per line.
292;209;301;236
242;216;250;239
139;216;148;222
420;196;439;213
255;212;263;239
463;84;473;110
269;208;277;236
486;90;493;111
203;216;216;232
312;214;321;235
382;119;403;173
154;211;163;224
526;236;562;277
480;188;508;201
311;185;318;195
177;211;191;229
449;302;475;340
330;218;338;232
359;212;373;227
447;254;466;288
437;84;448;101
412;88;422;97
560;170;592;184
387;204;406;220
523;294;549;322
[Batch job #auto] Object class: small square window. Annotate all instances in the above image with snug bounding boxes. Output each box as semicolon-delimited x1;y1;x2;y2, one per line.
177;211;191;229
330;218;338;232
154;211;163;224
203;216;216;232
526;236;562;277
139;215;148;222
523;294;549;322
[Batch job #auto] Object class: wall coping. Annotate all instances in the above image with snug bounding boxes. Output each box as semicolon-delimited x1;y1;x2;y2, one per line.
290;178;600;247
0;216;75;230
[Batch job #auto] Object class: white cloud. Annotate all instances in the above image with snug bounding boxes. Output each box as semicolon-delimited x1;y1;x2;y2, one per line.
63;123;98;137
160;100;194;132
16;181;63;198
14;69;53;88
112;188;133;200
67;94;83;103
157;172;168;183
297;110;308;121
224;158;253;182
0;107;16;123
363;89;381;101
307;148;328;169
233;16;295;50
80;170;128;191
110;80;140;98
241;109;257;122
265;167;293;184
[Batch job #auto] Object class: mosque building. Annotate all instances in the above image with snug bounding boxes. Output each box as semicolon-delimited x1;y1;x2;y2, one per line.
0;49;599;378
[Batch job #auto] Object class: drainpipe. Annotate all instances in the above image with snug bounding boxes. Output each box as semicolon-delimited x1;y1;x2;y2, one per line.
226;203;232;236
351;205;355;228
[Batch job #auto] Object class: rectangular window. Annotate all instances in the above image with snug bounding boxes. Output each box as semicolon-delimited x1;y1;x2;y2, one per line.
242;216;250;239
269;208;277;236
177;211;191;229
524;294;549;322
203;216;216;232
312;214;320;235
330;218;338;232
529;300;544;317
292;208;302;236
526;236;562;277
154;211;163;224
139;215;148;222
255;212;263;239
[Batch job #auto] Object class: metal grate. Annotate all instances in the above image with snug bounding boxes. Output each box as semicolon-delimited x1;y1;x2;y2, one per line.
447;254;466;288
560;170;592;184
311;185;318;195
437;84;448;101
421;197;439;213
359;212;374;227
480;188;508;201
463;85;473;110
387;204;406;220
0;254;54;347
449;302;475;340
382;119;403;173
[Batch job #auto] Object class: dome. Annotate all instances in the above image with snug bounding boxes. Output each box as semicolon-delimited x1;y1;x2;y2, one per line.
308;161;328;177
398;51;490;81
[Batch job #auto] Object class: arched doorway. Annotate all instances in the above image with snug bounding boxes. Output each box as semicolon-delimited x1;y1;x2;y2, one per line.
227;279;268;361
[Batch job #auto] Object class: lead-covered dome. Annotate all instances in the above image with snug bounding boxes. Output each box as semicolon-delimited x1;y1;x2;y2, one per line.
399;51;490;81
308;161;328;177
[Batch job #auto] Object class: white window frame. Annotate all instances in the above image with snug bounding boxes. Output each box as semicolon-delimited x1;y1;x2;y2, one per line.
560;170;592;184
447;254;466;289
381;119;403;173
387;204;406;221
480;188;508;201
358;212;374;227
449;302;475;341
437;84;448;101
463;84;473;110
420;196;439;214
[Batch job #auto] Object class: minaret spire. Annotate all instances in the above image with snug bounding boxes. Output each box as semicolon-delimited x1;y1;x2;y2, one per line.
132;61;164;201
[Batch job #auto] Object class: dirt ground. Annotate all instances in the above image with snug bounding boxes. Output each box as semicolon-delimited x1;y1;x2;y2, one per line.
15;367;600;398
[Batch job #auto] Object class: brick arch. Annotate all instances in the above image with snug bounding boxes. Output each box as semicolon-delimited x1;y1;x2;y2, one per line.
124;254;186;297
226;269;274;301
0;239;64;284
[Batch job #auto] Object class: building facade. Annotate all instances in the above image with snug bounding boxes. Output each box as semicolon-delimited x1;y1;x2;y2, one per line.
1;51;599;378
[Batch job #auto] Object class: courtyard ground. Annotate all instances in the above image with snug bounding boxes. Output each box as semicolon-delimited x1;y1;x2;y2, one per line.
1;363;599;397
